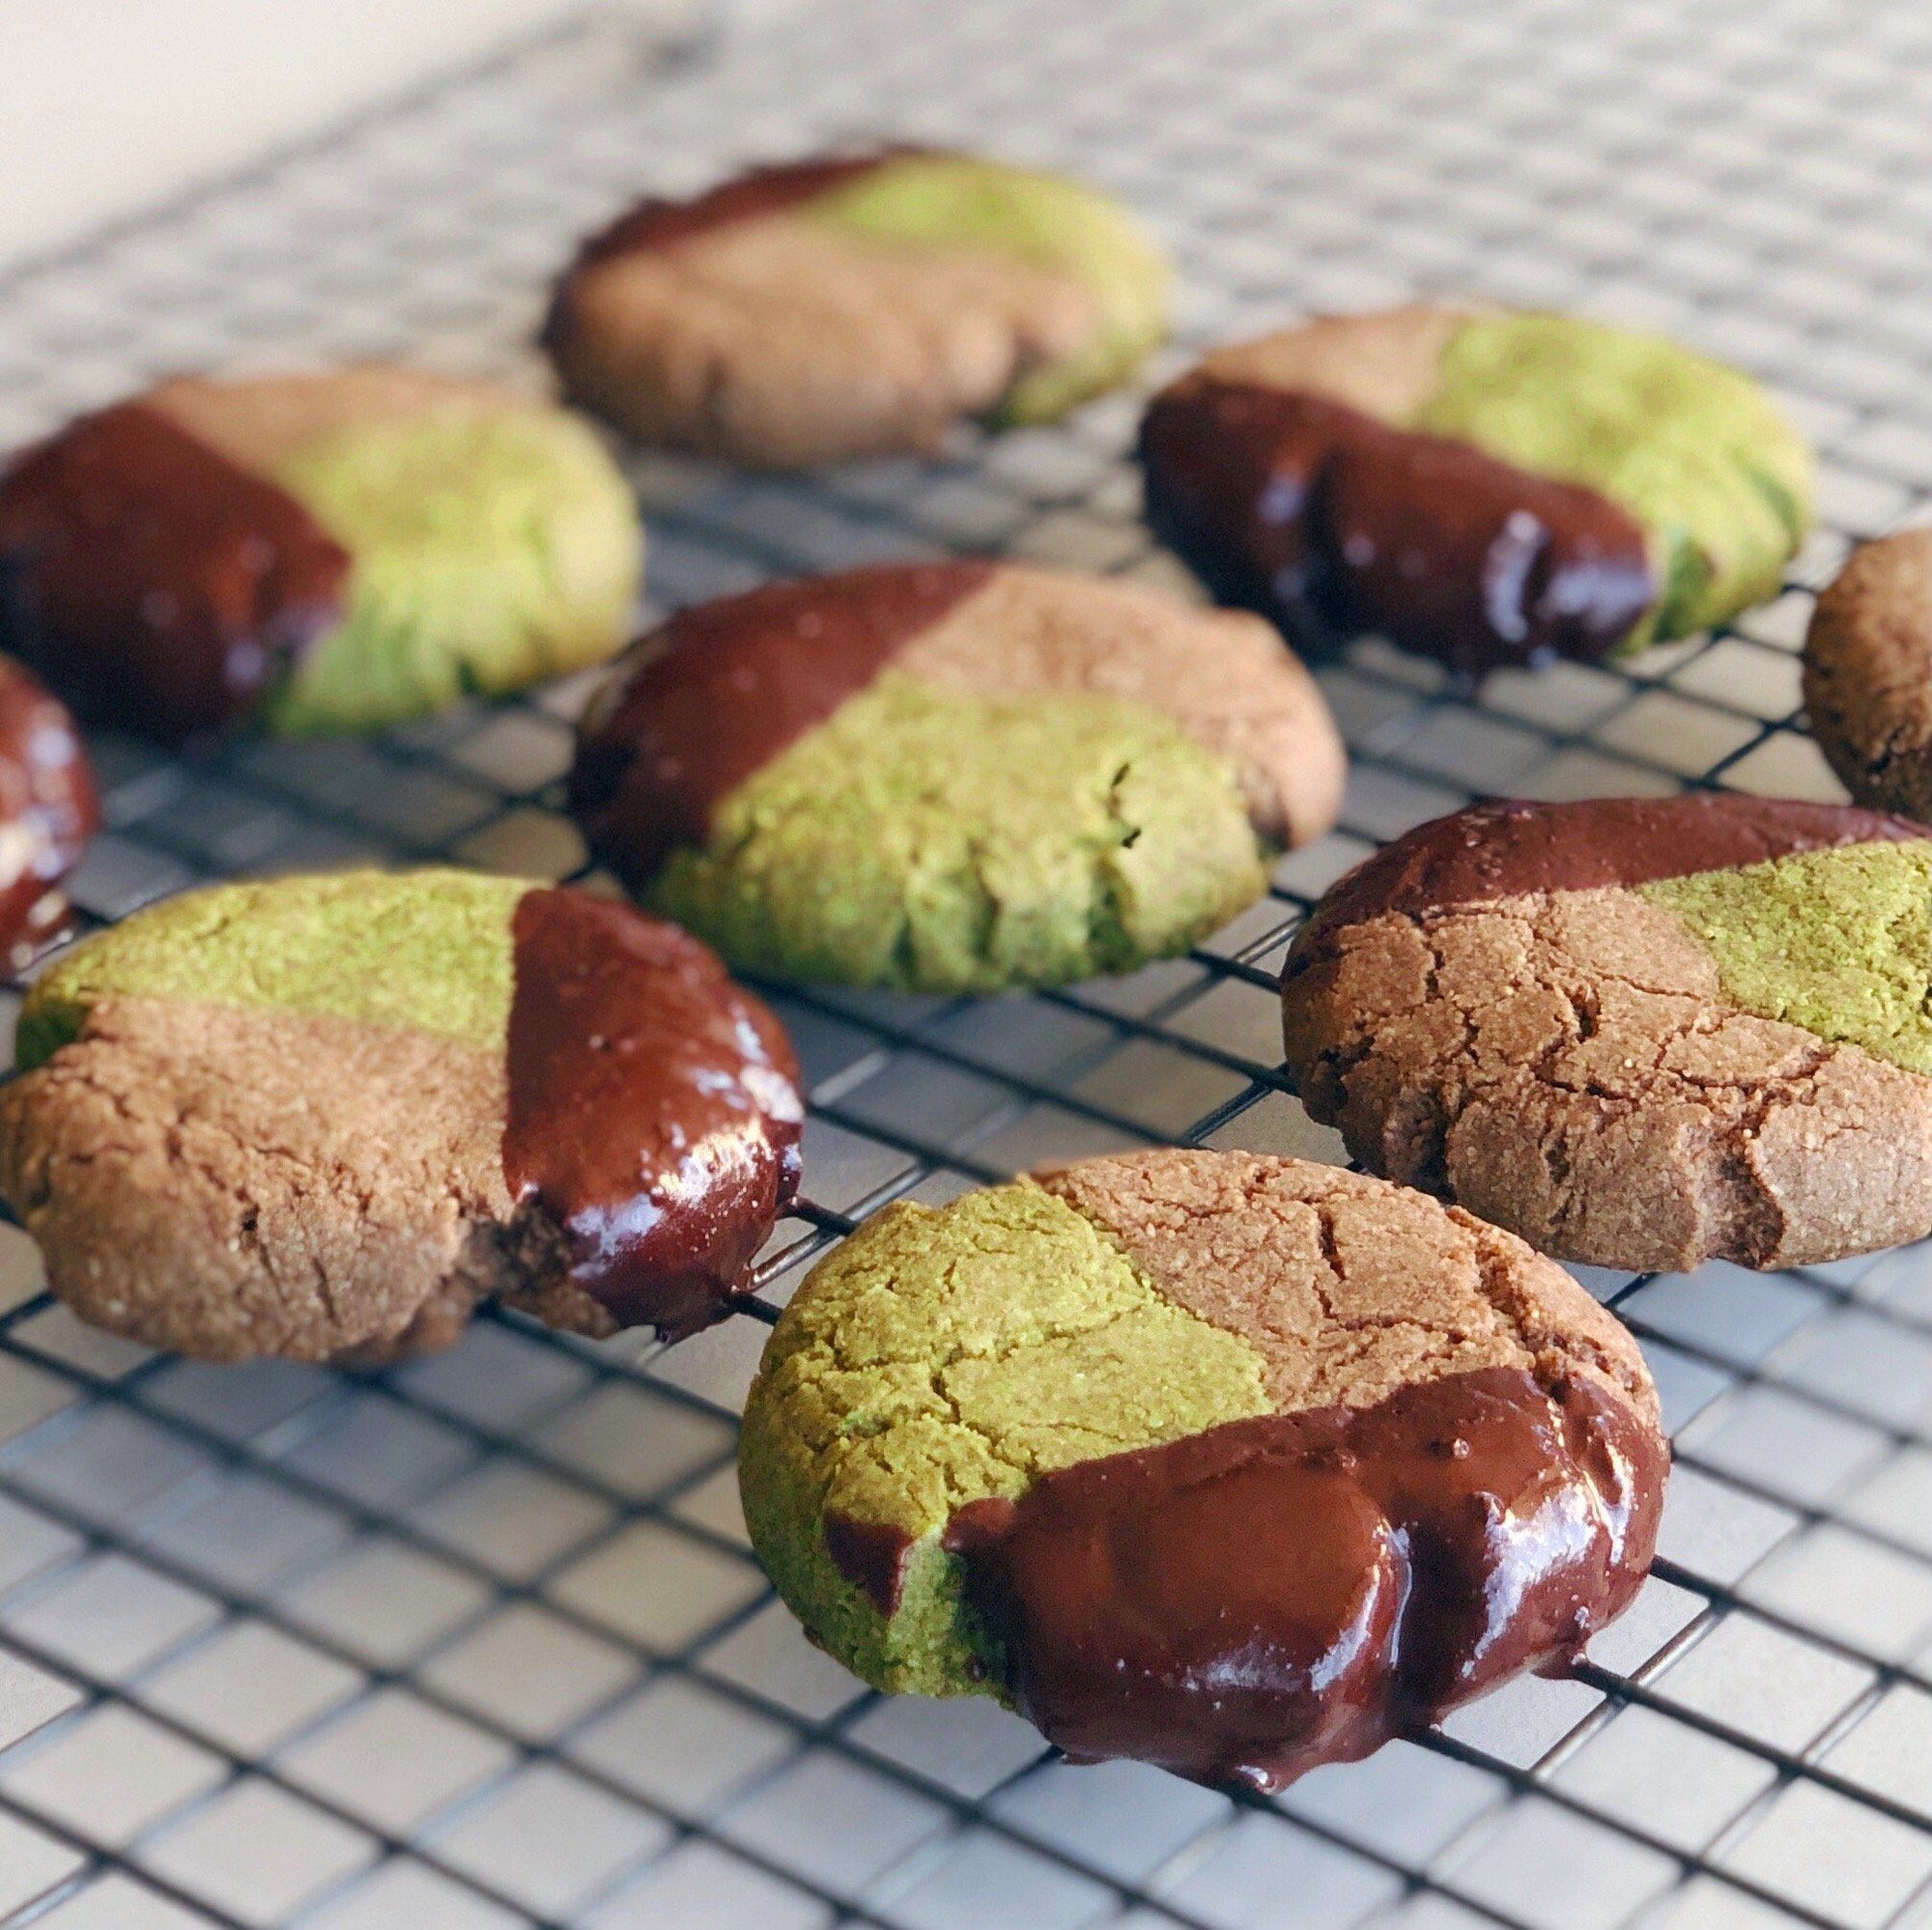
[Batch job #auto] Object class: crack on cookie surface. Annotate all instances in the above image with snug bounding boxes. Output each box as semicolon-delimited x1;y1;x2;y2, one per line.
0;996;519;1361
1284;886;1932;1270
1639;841;1932;1076
737;1179;1275;1689
646;673;1266;992
738;1151;1659;1700
1036;1149;1652;1421
785;1189;1265;1499
896;566;1344;848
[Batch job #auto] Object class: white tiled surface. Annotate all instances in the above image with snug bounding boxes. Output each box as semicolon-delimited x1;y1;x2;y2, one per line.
3;1;1932;1925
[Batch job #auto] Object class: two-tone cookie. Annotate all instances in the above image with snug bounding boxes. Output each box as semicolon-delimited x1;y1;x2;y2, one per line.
1140;306;1812;677
740;1149;1663;1789
1282;793;1932;1272
0;367;644;742
568;560;1344;992
0;869;802;1361
0;655;96;968
1804;528;1932;819
543;151;1170;467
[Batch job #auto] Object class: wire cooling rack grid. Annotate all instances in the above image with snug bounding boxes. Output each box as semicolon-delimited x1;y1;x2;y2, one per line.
1;1;1931;1925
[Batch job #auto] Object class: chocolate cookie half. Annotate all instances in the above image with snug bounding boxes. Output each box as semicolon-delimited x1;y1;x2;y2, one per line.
0;368;643;743
0;654;96;968
0;870;802;1360
568;560;1343;992
543;150;1170;467
1140;306;1812;677
1804;529;1932;820
1282;793;1932;1271
740;1149;1663;1790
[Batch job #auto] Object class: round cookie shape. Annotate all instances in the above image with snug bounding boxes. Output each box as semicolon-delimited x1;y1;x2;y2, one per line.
1281;793;1932;1272
0;367;644;743
739;1149;1663;1790
0;655;98;969
543;150;1171;468
1804;529;1932;819
1139;306;1813;678
0;869;802;1360
568;560;1344;992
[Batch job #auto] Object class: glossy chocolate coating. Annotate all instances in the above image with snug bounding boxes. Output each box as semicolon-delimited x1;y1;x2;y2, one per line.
1138;378;1656;678
504;886;804;1341
1286;793;1930;984
0;655;98;966
944;1366;1662;1791
568;561;996;888
0;403;349;744
823;1515;914;1617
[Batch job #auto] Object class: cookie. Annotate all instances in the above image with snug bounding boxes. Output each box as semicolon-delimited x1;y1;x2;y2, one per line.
0;654;97;968
1804;528;1932;819
568;560;1343;992
1280;792;1932;1272
1140;306;1812;677
0;367;644;743
0;869;802;1361
543;151;1170;467
740;1149;1662;1790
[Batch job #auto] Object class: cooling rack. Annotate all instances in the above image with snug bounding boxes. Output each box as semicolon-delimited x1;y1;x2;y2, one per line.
2;0;1931;1925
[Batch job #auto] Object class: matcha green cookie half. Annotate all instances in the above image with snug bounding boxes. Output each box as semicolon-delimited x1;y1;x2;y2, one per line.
543;150;1170;467
0;869;802;1361
740;1149;1663;1789
0;366;644;743
1141;304;1812;677
1282;793;1932;1271
569;560;1344;992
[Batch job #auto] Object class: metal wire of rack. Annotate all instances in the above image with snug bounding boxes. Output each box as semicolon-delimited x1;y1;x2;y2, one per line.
1;1;1931;1926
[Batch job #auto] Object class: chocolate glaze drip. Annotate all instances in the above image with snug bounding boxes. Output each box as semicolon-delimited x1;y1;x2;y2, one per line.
569;561;997;889
0;402;349;744
504;887;804;1341
0;655;98;966
1286;793;1930;985
943;1366;1662;1791
824;1516;914;1617
1138;378;1656;678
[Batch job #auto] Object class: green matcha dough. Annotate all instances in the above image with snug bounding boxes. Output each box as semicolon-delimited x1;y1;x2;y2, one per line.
266;406;643;735
1417;314;1813;645
1641;840;1932;1075
17;868;526;1068
814;155;1171;425
738;1183;1271;1693
646;674;1268;993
